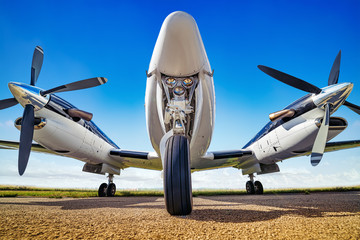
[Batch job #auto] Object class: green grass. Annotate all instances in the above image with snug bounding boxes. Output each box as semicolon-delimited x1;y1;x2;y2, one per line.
0;185;359;198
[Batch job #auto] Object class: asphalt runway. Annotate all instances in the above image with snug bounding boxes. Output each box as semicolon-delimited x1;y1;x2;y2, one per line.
1;191;359;239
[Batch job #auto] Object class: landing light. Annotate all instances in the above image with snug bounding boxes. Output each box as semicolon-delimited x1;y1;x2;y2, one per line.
182;78;193;88
174;86;185;96
165;78;176;88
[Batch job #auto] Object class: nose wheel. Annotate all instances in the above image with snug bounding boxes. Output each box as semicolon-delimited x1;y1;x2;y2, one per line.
246;174;263;194
98;174;116;197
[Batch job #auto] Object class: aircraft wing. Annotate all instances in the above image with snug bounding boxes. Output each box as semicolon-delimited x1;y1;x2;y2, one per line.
197;150;255;170
109;149;254;171
0;140;57;155
109;149;162;170
324;140;360;152
294;140;360;157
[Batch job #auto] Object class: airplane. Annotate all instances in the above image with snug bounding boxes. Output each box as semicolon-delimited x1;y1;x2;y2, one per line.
1;11;360;216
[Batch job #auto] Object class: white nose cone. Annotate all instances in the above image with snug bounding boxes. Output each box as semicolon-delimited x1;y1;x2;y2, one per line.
150;11;208;76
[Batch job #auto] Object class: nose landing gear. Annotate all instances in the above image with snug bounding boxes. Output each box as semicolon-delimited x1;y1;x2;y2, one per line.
246;173;263;194
98;173;116;197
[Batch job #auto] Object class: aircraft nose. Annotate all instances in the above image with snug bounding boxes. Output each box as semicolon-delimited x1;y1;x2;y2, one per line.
151;11;208;76
164;11;198;34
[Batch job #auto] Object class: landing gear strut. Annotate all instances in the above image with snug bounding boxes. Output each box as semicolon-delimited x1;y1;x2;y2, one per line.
246;173;263;194
98;173;116;197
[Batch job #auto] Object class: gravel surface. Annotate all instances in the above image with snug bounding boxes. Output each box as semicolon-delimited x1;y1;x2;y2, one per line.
1;192;359;239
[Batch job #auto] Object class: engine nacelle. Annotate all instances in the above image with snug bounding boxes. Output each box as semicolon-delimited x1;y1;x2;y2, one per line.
82;163;120;175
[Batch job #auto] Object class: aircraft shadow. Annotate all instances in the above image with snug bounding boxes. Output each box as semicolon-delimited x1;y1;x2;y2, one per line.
189;192;360;223
0;196;164;210
1;192;359;223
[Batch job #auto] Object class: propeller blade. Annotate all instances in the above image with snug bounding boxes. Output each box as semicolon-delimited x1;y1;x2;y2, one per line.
258;65;322;94
311;104;330;166
344;101;360;115
0;98;18;110
30;46;44;86
18;104;35;175
41;77;108;96
328;50;341;86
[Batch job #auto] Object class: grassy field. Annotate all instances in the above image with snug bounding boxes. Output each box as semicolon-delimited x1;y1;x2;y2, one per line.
0;185;359;198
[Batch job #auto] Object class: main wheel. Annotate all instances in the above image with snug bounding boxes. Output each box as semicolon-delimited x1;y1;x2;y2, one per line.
254;181;263;194
107;183;116;197
246;181;255;194
98;183;108;197
163;135;192;215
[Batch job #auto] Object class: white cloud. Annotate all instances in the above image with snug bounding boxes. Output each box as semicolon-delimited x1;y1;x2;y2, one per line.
0;150;359;190
5;120;13;127
0;120;14;128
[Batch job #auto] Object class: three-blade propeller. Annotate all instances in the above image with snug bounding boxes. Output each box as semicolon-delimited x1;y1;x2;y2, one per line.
0;46;107;175
258;50;359;166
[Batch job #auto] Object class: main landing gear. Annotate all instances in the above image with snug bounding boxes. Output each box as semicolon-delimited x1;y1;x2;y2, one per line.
246;173;263;194
98;173;116;197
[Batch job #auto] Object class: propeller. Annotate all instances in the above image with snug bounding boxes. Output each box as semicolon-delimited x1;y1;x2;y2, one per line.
257;65;321;94
0;46;108;175
18;105;35;175
40;77;107;96
328;50;341;86
30;46;44;86
310;104;330;166
258;50;360;166
344;101;360;115
0;98;18;110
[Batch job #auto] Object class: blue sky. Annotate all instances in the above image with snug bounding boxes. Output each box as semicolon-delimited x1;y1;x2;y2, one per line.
0;1;359;189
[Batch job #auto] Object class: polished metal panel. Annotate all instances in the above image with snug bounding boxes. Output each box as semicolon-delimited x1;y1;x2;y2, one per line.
8;82;49;111
313;82;353;112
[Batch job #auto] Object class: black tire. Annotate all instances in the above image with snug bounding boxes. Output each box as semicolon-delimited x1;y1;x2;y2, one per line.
98;183;108;197
164;135;192;215
107;183;116;197
246;181;255;194
254;181;264;194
